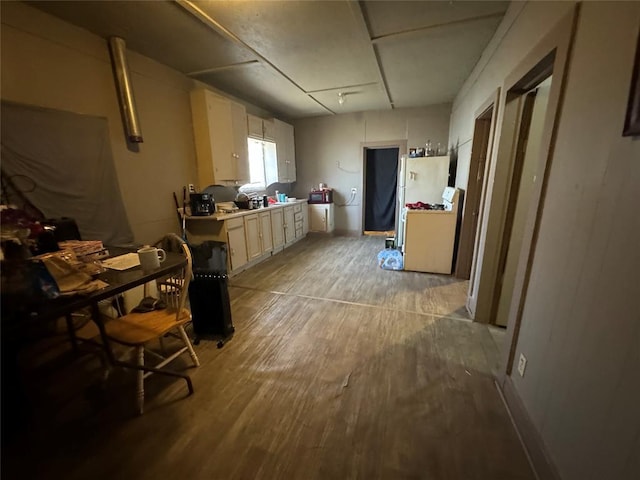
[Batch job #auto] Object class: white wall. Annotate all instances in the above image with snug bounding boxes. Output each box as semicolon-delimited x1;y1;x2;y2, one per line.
450;2;640;479
293;105;451;233
1;1;200;244
449;1;574;190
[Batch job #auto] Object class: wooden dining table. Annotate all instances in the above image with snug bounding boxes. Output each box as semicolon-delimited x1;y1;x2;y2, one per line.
1;246;192;431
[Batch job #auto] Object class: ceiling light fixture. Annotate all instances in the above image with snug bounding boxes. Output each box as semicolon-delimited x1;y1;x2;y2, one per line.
338;92;346;105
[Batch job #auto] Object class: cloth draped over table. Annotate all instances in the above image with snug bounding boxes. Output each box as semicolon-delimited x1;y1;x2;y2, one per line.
1;101;133;245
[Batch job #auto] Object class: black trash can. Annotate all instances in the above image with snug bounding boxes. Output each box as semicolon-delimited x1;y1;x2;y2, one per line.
188;241;234;347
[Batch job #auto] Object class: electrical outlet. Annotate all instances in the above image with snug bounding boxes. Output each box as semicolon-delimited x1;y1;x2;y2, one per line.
188;184;195;193
517;353;527;377
351;187;357;194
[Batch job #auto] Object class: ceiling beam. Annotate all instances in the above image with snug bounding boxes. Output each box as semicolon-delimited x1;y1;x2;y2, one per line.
370;12;506;44
187;60;260;77
350;1;393;108
306;82;379;94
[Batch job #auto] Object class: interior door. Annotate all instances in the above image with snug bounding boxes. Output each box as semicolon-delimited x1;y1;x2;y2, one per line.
456;105;495;279
364;147;399;232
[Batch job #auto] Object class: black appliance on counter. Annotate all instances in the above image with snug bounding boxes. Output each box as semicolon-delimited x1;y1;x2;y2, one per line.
190;192;215;216
188;240;234;347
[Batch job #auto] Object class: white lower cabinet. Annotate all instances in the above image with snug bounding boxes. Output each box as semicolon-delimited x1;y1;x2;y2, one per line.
309;204;335;233
301;203;309;235
244;213;262;261
293;203;305;239
270;208;285;251
187;201;307;277
226;217;248;271
245;211;274;261
259;211;273;252
283;206;296;245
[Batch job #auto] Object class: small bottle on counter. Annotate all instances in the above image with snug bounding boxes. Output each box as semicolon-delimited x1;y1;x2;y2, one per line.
263;195;268;207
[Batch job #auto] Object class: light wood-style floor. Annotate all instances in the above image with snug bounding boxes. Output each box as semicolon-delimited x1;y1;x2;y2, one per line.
3;235;534;480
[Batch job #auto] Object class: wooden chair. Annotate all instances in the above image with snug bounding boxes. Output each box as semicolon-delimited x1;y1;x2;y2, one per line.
103;238;199;414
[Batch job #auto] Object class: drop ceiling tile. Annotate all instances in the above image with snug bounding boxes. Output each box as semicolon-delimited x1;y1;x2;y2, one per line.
192;0;380;93
25;0;508;119
29;0;256;73
310;83;391;115
362;0;509;39
378;16;502;108
193;63;328;119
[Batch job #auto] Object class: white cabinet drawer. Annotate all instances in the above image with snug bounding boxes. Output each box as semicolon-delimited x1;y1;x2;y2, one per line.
226;217;244;229
293;204;302;213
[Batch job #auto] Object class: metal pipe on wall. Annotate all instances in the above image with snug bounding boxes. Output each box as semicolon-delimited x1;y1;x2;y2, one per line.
108;36;143;143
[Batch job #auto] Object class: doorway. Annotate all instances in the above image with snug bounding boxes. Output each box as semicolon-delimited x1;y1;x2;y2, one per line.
493;77;552;327
456;92;499;281
363;147;399;233
463;6;578;383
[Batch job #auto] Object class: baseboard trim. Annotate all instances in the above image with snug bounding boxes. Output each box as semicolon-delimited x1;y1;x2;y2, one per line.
497;376;562;480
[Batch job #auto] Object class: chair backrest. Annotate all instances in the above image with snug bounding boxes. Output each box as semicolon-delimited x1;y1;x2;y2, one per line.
154;232;186;254
154;234;192;317
178;241;193;312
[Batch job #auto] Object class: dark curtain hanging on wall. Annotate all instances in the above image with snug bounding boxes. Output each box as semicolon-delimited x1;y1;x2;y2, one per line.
364;147;398;231
1;101;133;245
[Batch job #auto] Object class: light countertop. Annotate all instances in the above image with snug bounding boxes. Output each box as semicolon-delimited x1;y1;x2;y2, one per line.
184;199;307;222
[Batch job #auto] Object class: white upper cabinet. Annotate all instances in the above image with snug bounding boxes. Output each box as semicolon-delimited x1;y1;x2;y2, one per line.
230;100;249;183
262;118;276;141
274;118;296;183
247;114;263;139
190;88;249;186
247;114;276;142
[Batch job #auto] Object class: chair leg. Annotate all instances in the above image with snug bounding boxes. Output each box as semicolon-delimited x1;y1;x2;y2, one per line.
136;345;145;415
178;325;200;367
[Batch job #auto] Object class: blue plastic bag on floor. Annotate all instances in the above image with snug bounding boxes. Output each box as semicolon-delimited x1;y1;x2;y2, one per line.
377;249;403;270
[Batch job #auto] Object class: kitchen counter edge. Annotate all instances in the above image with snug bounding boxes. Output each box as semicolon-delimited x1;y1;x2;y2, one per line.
185;199;308;221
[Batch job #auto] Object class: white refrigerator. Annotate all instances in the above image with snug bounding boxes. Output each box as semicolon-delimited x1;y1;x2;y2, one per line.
395;154;450;249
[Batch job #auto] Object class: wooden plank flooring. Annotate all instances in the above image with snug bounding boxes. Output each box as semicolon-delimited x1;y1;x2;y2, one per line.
2;235;533;480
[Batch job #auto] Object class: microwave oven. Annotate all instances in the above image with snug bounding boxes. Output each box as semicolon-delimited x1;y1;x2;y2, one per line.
308;189;333;204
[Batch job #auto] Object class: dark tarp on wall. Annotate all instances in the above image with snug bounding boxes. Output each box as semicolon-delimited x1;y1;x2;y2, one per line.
1;101;133;245
364;147;398;231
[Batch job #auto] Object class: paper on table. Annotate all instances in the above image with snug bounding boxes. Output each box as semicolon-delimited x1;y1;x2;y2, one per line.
101;252;140;270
